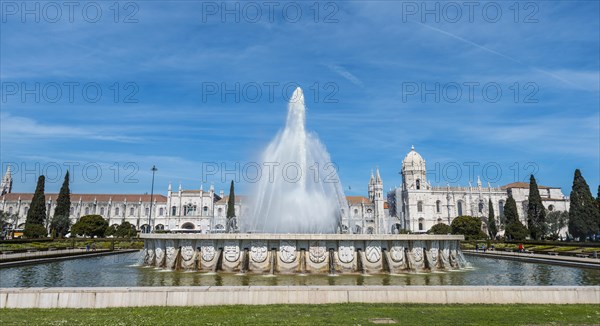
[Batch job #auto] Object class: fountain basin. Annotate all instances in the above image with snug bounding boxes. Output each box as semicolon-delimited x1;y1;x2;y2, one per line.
140;233;466;274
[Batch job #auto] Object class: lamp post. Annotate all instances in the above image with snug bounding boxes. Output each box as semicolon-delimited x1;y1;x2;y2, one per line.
148;165;157;233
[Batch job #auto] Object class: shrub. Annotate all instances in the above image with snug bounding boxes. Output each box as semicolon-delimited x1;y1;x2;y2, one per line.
71;215;108;237
23;223;47;238
428;223;451;235
451;216;487;240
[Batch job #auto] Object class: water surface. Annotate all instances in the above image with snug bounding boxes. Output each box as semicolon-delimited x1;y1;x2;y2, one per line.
1;252;598;287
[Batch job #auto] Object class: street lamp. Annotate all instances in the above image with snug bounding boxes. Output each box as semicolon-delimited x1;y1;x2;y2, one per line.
148;165;157;233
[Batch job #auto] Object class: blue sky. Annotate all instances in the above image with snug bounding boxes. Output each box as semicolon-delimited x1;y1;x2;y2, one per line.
1;0;599;197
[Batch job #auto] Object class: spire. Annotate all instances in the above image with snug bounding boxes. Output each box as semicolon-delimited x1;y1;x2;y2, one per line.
178;182;182;192
477;176;482;188
369;170;375;184
168;182;172;191
1;166;12;195
375;167;382;183
411;145;414;151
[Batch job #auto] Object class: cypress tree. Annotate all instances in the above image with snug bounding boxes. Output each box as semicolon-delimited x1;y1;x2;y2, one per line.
527;175;546;240
226;180;236;232
487;198;497;239
504;195;527;240
25;175;46;226
568;169;599;241
54;171;71;218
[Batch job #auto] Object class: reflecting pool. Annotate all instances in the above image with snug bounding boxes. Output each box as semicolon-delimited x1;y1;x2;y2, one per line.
1;252;598;287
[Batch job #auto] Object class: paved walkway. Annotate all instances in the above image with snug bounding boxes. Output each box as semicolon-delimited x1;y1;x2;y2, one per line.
464;249;600;269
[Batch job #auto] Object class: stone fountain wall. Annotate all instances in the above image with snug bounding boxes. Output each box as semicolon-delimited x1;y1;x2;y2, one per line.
141;234;465;274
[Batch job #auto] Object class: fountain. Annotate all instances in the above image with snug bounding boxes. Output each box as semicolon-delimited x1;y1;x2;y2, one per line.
141;87;464;274
244;87;347;234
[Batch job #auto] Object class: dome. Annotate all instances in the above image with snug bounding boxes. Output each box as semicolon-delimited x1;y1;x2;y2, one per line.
402;145;425;169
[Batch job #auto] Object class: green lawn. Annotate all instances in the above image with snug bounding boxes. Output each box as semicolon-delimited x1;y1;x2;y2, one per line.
1;304;598;325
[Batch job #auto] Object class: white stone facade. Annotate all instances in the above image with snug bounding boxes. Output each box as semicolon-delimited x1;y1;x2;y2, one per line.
389;146;570;234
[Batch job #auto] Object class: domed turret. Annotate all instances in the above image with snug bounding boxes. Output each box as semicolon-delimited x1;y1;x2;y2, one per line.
401;146;427;190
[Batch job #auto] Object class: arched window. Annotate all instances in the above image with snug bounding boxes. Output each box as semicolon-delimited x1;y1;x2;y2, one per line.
155;224;165;231
130;207;134;216
478;201;484;213
145;207;149;216
417;201;423;212
203;206;208;215
84;207;89;215
354;209;359;216
181;222;195;230
8;207;13;214
499;200;505;216
100;207;105;215
418;222;423;231
416;179;421;190
171;206;177;216
115;207;120;216
548;204;554;211
159;208;164;216
457;201;463;216
217;207;222;215
436;200;441;213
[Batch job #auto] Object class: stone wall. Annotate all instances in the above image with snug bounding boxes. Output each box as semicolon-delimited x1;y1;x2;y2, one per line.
141;234;466;274
2;286;598;308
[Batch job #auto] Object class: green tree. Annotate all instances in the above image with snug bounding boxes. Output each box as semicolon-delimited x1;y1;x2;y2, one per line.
546;211;568;240
226;180;236;232
504;196;528;241
116;221;137;238
71;215;108;237
54;171;71;219
50;214;71;238
25;175;46;225
105;224;117;237
24;175;47;236
527;175;546;240
568;169;600;241
23;223;47;238
427;223;451;235
487;198;497;239
450;215;486;240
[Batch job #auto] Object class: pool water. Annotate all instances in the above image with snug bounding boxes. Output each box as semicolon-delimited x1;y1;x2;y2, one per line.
1;251;598;287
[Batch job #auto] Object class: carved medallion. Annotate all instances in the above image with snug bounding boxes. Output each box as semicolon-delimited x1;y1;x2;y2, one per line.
365;240;381;263
224;240;240;262
201;240;215;261
279;240;296;263
165;240;177;267
251;240;268;263
338;241;354;263
412;247;424;263
309;240;327;264
390;241;405;263
180;240;195;262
